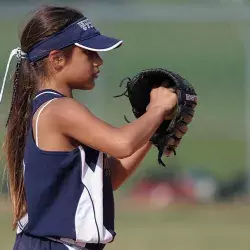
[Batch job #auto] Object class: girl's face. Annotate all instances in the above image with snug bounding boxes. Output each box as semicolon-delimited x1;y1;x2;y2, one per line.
62;46;103;90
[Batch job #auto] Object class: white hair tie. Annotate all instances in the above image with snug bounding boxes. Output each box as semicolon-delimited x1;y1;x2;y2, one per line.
0;47;27;103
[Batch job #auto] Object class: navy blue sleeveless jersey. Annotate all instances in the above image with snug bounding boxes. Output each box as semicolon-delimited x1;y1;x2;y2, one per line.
17;89;115;249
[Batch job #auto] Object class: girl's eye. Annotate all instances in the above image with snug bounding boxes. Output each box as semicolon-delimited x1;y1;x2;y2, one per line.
85;50;96;57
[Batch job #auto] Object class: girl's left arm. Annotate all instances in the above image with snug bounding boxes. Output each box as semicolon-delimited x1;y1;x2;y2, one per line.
108;142;152;190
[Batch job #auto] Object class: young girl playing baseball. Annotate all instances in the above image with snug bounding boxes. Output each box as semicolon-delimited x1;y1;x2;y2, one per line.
1;5;186;250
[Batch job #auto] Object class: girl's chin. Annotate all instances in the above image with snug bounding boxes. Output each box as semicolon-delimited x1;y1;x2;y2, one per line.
84;81;95;90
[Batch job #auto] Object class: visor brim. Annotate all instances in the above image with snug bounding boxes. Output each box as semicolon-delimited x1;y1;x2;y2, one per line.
75;35;123;52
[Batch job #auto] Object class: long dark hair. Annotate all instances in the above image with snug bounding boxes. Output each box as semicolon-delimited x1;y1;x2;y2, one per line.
2;5;84;229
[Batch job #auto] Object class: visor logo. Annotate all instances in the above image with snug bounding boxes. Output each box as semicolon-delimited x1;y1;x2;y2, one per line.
77;18;94;31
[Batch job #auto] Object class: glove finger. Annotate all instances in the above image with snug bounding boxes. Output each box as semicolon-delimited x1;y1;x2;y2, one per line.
175;123;188;137
174;137;181;147
182;108;195;117
182;113;193;124
185;99;197;110
179;107;195;124
191;102;197;108
167;137;181;147
164;148;175;157
164;136;181;157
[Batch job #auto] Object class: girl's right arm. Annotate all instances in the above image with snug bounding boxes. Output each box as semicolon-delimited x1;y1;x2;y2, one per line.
52;87;177;159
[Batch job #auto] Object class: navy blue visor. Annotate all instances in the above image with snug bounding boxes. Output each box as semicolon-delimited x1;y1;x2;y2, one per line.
27;17;123;62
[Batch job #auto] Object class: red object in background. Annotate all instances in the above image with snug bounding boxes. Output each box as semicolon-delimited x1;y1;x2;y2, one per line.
130;178;197;207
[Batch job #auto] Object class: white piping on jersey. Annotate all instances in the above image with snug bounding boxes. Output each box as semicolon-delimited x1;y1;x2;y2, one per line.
17;213;28;234
35;98;57;147
23;160;25;174
33;91;61;100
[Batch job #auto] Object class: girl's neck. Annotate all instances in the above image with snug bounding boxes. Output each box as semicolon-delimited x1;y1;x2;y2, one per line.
38;79;73;98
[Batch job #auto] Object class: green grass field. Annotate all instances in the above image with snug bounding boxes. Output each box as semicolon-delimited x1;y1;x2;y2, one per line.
1;197;250;250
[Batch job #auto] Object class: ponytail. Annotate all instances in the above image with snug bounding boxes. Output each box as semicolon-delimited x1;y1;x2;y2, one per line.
3;54;38;229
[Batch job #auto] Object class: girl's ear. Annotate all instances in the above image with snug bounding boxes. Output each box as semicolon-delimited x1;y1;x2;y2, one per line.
48;50;67;71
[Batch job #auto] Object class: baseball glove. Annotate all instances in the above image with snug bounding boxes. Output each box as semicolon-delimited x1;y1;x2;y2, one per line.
114;68;198;166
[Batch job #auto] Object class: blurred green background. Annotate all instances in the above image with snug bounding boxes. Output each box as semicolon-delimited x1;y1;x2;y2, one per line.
1;0;250;249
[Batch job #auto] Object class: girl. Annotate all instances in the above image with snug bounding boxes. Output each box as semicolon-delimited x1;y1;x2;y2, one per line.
1;5;185;250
